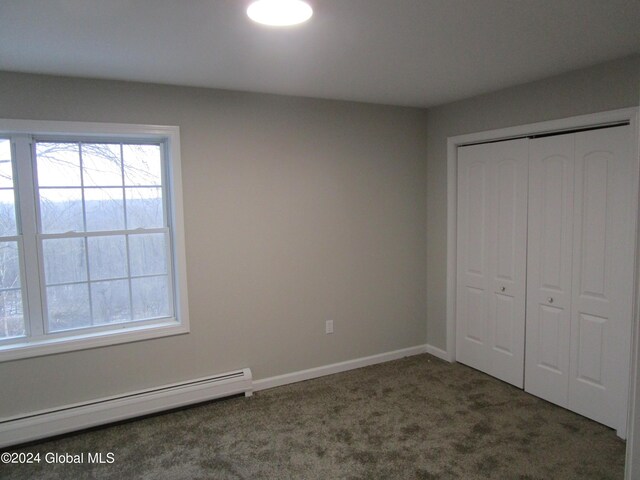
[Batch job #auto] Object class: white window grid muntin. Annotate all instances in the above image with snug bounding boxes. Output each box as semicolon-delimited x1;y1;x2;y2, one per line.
30;138;176;336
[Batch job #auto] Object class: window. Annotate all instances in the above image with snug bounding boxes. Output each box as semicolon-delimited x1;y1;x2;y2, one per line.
0;120;189;361
0;138;23;340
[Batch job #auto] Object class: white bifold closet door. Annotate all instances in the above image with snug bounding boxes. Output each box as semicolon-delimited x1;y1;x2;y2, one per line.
456;139;528;388
524;133;575;408
526;125;636;435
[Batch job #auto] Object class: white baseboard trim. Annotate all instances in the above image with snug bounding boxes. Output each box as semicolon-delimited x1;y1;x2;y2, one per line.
253;344;427;392
0;368;252;449
424;344;452;362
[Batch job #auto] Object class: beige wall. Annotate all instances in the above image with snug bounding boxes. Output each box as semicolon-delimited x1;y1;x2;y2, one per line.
426;54;640;350
0;72;429;417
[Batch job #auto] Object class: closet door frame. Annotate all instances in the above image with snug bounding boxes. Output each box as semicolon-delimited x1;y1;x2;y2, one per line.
444;108;639;434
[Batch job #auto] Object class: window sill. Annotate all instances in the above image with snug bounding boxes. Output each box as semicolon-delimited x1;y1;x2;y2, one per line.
0;320;189;362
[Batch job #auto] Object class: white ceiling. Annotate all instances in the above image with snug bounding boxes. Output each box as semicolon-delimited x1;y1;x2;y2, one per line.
1;0;639;107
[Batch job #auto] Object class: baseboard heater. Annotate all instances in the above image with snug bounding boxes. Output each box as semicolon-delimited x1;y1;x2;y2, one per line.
0;368;252;449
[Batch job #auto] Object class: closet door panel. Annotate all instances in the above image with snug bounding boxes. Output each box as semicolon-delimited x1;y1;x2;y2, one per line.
456;139;527;387
456;145;492;373
569;125;636;434
525;135;574;406
487;144;528;387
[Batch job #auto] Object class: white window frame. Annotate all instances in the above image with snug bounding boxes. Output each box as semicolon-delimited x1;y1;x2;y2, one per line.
0;119;190;362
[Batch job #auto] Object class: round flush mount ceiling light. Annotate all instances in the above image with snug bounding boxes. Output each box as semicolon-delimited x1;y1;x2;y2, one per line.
247;0;313;27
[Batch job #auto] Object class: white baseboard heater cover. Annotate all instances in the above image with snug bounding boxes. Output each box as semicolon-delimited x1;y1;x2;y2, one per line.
0;368;252;449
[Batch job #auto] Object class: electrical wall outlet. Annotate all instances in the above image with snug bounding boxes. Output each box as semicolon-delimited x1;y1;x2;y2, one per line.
325;320;334;334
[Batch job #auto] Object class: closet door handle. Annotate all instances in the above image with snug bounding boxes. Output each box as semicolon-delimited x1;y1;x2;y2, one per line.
500;286;506;292
547;297;554;304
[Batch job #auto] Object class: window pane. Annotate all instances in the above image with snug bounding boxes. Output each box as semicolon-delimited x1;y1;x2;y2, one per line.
91;279;131;325
88;235;128;280
129;233;167;277
123;144;162;186
0;242;21;289
132;275;170;320
36;143;81;187
126;187;163;229
0;289;25;340
82;143;123;187
0;139;14;188
0;190;16;237
85;187;125;231
40;188;84;233
43;238;87;285
0;242;23;339
47;283;91;331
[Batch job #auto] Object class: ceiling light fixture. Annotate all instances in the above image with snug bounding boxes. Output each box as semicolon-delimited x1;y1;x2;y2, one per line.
247;0;313;27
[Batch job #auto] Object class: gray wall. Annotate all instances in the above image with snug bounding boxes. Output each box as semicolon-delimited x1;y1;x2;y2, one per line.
426;54;640;350
0;72;429;417
2;54;639;419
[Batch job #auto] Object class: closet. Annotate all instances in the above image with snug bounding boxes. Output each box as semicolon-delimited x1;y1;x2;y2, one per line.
455;123;637;435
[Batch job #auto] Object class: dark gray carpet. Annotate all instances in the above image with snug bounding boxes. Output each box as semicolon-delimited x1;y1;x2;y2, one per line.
1;354;626;479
